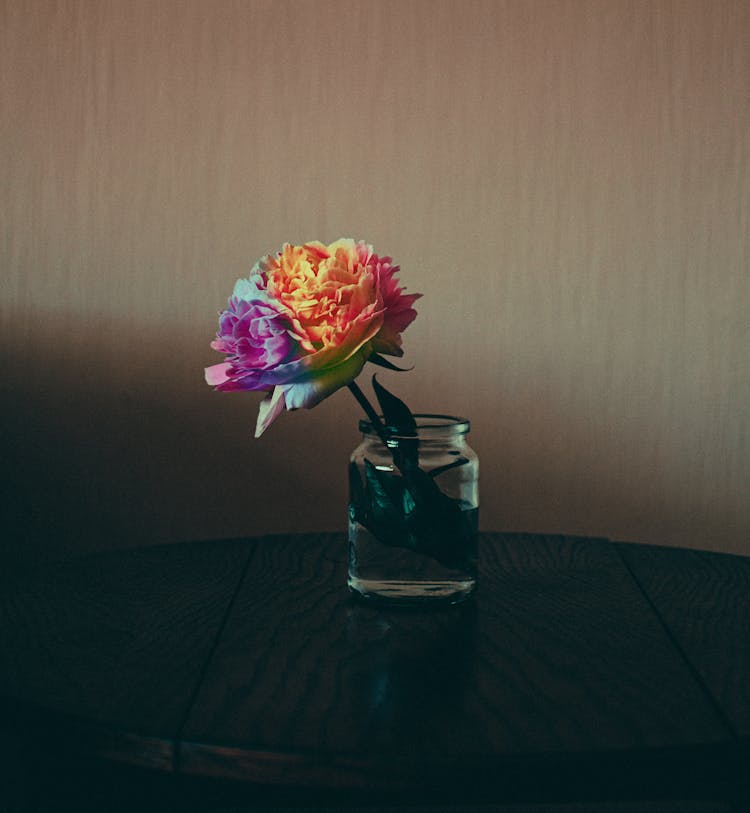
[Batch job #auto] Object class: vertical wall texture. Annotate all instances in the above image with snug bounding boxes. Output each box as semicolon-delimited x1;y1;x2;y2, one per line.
1;0;748;566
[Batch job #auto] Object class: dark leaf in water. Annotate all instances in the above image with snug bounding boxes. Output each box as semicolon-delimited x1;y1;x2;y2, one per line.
428;457;470;478
349;382;476;571
348;461;365;523
399;463;469;569
364;460;405;527
362;460;416;552
354;459;472;570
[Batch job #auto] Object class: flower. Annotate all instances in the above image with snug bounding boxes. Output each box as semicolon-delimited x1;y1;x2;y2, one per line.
205;239;420;436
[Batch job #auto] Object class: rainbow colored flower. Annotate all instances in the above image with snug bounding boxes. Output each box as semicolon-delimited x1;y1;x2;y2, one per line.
205;239;420;436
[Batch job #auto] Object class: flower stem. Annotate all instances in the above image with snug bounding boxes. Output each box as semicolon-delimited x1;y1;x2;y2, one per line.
347;381;388;444
347;381;410;480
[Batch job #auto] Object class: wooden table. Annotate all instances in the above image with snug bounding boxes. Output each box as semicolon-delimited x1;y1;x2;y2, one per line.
1;532;748;810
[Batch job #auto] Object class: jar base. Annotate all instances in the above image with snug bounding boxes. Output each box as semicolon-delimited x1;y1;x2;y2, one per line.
348;576;475;606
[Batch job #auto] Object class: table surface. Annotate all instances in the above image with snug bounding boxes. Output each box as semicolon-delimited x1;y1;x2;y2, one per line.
1;532;749;806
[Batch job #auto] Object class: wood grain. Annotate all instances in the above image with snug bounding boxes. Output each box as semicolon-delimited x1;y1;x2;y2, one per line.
0;538;254;771
617;542;750;740
179;532;730;798
1;533;746;805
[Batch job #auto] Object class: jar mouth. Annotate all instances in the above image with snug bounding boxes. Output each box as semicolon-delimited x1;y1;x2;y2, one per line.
359;413;470;439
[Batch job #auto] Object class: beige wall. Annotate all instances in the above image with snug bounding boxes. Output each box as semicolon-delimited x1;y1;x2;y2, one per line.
2;0;748;567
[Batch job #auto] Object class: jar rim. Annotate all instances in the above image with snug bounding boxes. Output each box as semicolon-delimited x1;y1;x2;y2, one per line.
359;413;470;438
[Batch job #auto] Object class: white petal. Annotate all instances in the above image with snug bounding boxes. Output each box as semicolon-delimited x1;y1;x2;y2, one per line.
254;387;287;437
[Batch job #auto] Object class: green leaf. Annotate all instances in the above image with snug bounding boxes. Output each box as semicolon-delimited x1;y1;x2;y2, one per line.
370;459;470;568
399;465;470;569
372;375;419;469
362;460;416;552
349;382;475;572
368;353;412;372
428;457;470;478
372;375;416;435
354;459;475;570
364;459;405;526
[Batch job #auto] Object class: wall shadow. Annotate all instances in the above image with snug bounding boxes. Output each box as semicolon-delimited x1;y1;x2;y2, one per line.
2;309;745;572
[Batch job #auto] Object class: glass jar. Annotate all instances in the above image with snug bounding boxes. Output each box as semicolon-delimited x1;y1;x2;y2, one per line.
347;414;478;605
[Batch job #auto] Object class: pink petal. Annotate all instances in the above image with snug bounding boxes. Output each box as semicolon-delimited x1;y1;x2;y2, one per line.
205;362;232;386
